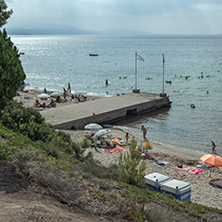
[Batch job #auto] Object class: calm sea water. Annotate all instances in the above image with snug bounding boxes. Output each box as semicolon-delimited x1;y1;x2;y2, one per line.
11;35;222;156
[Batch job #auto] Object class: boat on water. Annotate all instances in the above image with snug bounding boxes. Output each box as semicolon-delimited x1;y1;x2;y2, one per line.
89;53;99;56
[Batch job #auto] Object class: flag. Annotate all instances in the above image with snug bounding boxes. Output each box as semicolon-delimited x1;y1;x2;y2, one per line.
136;52;144;62
163;54;165;63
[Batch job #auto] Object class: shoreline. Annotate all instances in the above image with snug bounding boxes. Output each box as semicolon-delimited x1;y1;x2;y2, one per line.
13;89;222;210
65;128;222;210
13;88;209;160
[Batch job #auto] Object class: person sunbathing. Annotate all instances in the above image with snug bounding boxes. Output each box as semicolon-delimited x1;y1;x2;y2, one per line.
106;141;116;149
34;99;41;107
47;99;56;107
41;102;46;108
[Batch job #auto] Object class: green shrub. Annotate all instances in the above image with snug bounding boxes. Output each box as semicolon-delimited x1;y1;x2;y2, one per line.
118;139;146;187
81;137;90;148
0;101;53;142
71;141;92;161
52;131;73;154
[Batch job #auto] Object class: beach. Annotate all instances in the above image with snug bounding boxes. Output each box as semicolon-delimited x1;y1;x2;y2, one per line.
14;90;222;210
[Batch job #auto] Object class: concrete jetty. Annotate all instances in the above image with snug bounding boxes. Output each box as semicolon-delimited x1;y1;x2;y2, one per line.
41;92;171;130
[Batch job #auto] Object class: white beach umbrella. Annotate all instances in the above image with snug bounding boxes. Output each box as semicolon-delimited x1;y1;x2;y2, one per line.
38;93;50;99
93;129;111;138
84;123;103;130
50;92;63;97
23;86;34;92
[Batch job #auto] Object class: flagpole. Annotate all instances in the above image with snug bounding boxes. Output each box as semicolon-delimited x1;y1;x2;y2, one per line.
162;53;165;94
135;52;137;90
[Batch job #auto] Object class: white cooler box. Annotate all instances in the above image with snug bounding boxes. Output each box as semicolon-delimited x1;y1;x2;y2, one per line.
144;173;171;191
161;179;191;201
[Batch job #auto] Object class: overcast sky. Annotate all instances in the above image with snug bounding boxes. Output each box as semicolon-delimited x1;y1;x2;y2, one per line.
4;0;222;34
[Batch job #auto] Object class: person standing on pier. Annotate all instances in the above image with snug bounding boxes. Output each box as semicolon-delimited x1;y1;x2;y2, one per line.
67;82;71;94
141;125;147;141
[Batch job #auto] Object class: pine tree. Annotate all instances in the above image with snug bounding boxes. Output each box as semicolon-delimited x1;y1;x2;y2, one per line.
0;1;25;108
0;0;13;28
118;139;146;187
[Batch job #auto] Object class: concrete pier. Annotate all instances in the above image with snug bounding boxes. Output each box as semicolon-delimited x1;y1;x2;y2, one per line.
41;92;171;130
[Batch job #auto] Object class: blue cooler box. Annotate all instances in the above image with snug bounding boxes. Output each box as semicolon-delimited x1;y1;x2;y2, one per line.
144;173;171;191
161;179;191;201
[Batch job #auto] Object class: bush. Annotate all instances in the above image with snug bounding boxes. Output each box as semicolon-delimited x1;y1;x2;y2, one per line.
0;101;53;142
71;141;93;161
118;139;146;187
81;137;90;148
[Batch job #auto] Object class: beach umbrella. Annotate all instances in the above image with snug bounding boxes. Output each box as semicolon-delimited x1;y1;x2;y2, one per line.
23;86;34;92
76;92;85;95
38;93;50;99
50;92;63;97
93;129;111;138
200;154;222;170
84;123;103;130
142;139;153;150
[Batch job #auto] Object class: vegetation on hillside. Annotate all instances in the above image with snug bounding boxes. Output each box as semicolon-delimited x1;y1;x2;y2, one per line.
0;1;25;108
118;139;146;187
1;102;222;221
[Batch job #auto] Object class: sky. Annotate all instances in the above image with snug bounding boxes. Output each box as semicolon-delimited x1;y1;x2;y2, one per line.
4;0;222;35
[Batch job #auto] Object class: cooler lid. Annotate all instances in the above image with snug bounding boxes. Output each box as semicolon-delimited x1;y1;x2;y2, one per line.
144;173;170;183
162;179;190;190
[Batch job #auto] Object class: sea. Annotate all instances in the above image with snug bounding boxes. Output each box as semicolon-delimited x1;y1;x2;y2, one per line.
10;34;222;157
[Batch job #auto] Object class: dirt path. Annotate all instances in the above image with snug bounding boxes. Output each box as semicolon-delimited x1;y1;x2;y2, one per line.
0;162;119;222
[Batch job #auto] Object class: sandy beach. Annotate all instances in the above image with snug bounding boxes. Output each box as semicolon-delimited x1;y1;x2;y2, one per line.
14;89;222;210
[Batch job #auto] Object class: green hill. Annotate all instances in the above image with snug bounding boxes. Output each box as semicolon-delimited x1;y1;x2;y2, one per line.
0;102;222;221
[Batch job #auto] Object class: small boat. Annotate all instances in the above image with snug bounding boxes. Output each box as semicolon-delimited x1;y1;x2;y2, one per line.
89;53;99;56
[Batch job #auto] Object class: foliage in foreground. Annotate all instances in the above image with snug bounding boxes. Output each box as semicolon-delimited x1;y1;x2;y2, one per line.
118;139;146;187
0;0;13;28
0;101;94;162
0;29;26;108
1;103;222;221
0;1;24;108
1;101;53;142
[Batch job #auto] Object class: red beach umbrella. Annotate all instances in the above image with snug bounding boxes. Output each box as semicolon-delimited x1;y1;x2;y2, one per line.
200;154;222;170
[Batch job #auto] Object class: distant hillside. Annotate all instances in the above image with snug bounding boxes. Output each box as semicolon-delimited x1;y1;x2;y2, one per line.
6;24;152;36
101;28;153;36
6;24;96;35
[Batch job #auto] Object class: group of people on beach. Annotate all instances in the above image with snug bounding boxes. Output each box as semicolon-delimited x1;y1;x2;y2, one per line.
32;82;89;109
34;99;56;108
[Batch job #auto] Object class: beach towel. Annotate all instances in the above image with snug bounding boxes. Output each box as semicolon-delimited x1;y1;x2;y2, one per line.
103;147;124;153
176;165;204;174
155;161;169;167
210;179;222;188
112;137;126;146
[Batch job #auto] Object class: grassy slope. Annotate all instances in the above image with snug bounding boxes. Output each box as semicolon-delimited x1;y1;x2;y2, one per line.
0;123;222;222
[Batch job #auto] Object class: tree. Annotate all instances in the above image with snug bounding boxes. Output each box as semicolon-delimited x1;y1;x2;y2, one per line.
0;1;25;108
0;29;26;107
0;0;13;28
118;139;146;187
